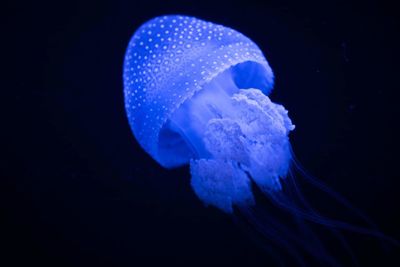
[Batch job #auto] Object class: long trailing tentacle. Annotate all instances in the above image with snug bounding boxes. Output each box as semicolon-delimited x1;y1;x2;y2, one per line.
234;150;399;266
262;160;399;247
235;205;307;267
267;187;398;244
236;203;342;267
232;208;300;267
289;145;379;231
286;168;359;266
287;145;399;249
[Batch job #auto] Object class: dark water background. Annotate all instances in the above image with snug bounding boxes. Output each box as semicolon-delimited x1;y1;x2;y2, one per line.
3;0;399;266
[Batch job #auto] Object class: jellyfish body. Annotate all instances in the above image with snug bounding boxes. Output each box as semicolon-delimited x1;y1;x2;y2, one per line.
124;15;294;213
124;15;396;266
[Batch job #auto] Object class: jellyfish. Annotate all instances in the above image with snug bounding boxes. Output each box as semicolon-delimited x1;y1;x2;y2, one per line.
123;15;397;266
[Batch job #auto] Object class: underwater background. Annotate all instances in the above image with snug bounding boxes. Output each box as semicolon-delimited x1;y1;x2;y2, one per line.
3;0;399;266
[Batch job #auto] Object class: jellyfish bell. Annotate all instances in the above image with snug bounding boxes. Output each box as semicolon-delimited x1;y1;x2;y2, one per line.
124;15;397;266
124;15;273;167
123;15;294;213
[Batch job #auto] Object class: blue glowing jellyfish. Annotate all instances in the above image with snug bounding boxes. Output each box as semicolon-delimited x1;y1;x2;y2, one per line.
124;15;286;210
123;15;397;266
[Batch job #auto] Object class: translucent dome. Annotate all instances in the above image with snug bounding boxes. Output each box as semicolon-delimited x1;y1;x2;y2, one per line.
123;15;274;167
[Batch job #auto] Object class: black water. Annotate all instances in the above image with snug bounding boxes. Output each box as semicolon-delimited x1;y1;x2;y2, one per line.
3;0;399;266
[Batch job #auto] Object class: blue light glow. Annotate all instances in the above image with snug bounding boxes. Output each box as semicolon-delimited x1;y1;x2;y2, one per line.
123;15;274;169
123;15;290;212
123;15;397;266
